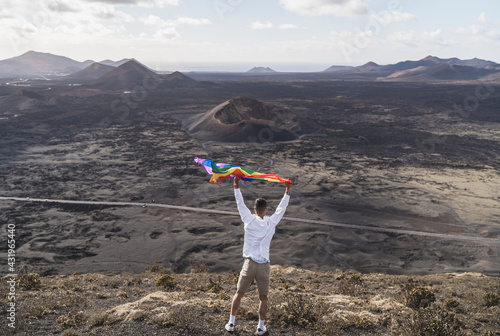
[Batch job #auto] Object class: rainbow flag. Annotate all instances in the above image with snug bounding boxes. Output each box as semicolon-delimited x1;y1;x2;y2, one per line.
194;157;292;184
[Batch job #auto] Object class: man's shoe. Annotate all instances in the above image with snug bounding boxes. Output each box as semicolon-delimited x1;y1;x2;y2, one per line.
225;322;235;332
256;325;267;335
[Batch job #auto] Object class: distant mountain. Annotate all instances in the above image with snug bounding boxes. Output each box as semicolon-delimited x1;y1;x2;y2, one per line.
384;62;499;82
91;59;161;90
160;71;196;85
323;65;353;72
247;67;276;73
428;56;498;68
325;56;500;81
384;56;500;73
64;62;115;81
352;61;383;72
382;56;443;72
0;51;91;78
99;59;132;67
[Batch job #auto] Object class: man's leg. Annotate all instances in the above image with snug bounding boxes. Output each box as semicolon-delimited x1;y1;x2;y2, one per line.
226;259;254;331
255;263;270;335
258;294;268;320
231;291;245;316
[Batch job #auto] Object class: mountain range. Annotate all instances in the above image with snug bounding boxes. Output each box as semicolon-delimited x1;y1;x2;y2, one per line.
0;51;136;79
324;55;500;81
0;51;499;83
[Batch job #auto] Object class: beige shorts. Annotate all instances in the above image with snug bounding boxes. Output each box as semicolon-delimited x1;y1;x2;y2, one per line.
237;258;270;295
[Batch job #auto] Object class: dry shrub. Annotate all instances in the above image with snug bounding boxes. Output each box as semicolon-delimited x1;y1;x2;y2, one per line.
317;313;373;335
483;292;499;307
87;312;121;327
57;311;87;327
208;277;224;294
147;263;171;274
22;292;86;319
124;273;144;286
186;273;213;291
443;298;459;309
103;278;122;289
19;273;41;290
218;291;231;301
402;286;436;309
269;293;329;328
401;307;463;336
191;262;210;274
155;274;177;290
232;272;239;284
337;273;364;296
150;305;195;330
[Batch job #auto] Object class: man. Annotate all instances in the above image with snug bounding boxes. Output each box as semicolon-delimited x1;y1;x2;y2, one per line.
225;177;292;335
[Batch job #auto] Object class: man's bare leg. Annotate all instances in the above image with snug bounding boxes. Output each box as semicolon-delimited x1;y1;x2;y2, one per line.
258;294;268;320
231;291;245;316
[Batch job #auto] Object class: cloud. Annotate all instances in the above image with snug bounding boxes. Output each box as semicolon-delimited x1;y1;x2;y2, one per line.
371;11;416;24
175;17;211;26
250;21;274;30
455;14;500;41
153;27;179;39
45;0;79;12
41;0;134;22
81;0;180;7
141;15;211;27
279;23;298;29
279;0;368;17
141;14;164;26
478;12;487;24
389;29;453;47
0;8;13;19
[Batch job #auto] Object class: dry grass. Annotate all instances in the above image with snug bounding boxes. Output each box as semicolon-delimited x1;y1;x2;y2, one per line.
1;265;499;335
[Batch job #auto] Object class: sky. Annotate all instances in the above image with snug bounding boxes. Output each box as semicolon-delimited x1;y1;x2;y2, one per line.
1;0;500;71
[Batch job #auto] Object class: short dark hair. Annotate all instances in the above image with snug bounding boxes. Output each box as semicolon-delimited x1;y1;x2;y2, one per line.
254;198;267;214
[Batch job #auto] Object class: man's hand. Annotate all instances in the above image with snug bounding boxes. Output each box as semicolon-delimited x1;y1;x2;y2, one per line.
285;181;292;194
234;177;241;189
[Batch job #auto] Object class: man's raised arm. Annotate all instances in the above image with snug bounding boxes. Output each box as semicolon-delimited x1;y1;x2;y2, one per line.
270;181;292;225
234;177;253;223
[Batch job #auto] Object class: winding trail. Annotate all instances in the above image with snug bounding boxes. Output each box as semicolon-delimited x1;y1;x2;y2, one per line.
2;196;499;247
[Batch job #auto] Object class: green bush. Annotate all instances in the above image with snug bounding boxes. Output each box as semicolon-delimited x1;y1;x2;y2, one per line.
19;273;41;290
208;277;223;294
402;286;436;309
155;274;177;290
483;292;499;307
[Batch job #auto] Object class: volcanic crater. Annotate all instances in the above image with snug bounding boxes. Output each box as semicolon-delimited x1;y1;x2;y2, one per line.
185;96;311;142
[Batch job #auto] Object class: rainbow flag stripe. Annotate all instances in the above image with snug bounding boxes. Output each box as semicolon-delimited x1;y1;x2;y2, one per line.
194;157;292;184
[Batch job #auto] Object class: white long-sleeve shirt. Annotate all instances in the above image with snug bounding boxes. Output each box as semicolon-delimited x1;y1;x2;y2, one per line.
234;188;290;263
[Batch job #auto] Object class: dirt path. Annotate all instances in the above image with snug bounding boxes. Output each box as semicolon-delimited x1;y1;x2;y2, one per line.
2;196;499;247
